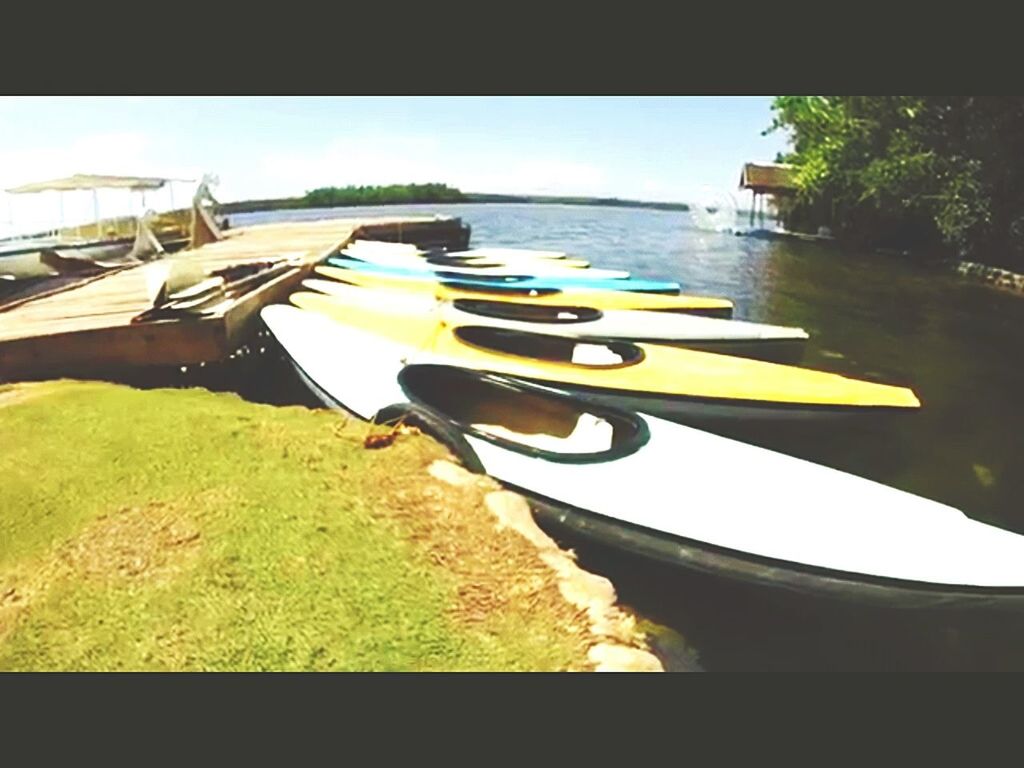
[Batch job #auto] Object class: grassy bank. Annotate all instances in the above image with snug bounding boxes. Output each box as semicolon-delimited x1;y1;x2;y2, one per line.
0;381;592;671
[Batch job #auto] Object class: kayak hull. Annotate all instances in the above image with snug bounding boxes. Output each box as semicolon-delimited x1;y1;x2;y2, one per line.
522;492;1024;611
340;250;621;278
327;257;683;294
316;264;735;317
302;278;807;363
260;304;1024;608
437;298;808;364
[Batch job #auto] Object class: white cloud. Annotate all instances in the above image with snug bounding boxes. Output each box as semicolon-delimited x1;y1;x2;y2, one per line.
454;159;608;197
249;135;446;200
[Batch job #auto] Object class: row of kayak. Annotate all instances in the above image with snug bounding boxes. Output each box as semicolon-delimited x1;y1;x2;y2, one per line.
259;239;1024;610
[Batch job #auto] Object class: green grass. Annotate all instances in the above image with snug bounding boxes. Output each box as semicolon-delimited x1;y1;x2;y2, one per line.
0;381;588;671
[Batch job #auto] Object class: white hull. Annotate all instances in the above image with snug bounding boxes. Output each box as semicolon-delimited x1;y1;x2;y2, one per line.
345;241;571;262
260;303;1024;593
449;247;570;261
339;249;630;280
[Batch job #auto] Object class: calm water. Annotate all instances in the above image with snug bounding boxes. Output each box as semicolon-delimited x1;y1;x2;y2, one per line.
237;203;1024;670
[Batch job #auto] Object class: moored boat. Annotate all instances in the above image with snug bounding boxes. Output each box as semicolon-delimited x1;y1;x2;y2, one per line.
260;303;1024;610
290;289;919;423
336;249;625;278
303;277;809;364
315;265;734;317
344;240;579;264
326;256;681;294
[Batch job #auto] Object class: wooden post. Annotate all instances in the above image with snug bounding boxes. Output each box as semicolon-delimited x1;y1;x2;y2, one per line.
190;200;223;248
749;190;756;228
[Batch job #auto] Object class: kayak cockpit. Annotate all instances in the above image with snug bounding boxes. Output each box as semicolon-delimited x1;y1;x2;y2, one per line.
425;255;507;269
453;326;644;368
398;364;649;462
451;299;603;324
439;281;562;297
435;271;535;283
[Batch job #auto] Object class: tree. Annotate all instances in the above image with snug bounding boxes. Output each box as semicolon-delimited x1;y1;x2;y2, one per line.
766;96;1024;268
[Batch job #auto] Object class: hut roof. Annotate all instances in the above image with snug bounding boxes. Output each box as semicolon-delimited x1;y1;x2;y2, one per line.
6;174;189;194
739;163;797;192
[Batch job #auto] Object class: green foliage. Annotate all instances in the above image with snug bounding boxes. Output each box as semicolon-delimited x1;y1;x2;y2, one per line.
220;189;690;215
302;183;466;207
766;97;1024;267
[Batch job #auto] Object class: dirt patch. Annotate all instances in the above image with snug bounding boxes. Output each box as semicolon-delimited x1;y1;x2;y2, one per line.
0;500;203;643
0;384;52;410
54;501;202;584
365;436;594;667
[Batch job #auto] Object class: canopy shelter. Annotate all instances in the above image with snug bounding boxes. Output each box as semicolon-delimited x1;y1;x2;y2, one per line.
5;174;189;194
739;163;797;228
4;174;195;243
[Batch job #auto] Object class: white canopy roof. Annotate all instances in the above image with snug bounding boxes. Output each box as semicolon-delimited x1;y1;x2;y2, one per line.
6;174;192;194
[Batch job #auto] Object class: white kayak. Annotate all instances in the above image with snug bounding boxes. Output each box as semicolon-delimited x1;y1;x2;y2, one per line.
345;240;572;262
345;239;423;254
260;303;1024;607
302;277;809;363
447;247;572;261
338;247;628;279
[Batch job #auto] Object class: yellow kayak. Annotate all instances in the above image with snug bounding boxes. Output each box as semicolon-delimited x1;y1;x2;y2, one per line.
291;290;920;422
316;265;735;317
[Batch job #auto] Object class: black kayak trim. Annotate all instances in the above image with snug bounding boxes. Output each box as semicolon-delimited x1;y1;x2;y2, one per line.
451;298;604;324
518;487;1024;612
498;375;920;416
453;325;647;370
396;364;652;466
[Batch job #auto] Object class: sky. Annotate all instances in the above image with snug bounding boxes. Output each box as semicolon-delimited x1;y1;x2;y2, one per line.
0;96;790;231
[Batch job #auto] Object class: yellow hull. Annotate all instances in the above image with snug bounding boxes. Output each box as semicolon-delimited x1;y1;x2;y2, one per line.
291;291;920;410
316;265;734;316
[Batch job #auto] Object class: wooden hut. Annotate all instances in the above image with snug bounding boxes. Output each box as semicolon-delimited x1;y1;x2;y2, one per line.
739;162;797;228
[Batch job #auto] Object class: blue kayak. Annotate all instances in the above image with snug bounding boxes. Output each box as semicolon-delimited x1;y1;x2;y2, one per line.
325;257;682;294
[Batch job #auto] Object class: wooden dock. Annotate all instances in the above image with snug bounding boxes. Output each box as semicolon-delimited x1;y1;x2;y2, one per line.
0;214;470;381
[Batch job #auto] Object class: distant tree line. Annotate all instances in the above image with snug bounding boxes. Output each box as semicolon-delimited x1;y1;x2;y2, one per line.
303;183;466;207
466;192;689;211
767;96;1024;269
220;183;466;213
219;184;690;215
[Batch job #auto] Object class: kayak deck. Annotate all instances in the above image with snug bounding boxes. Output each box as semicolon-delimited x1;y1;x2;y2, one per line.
316;265;734;316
